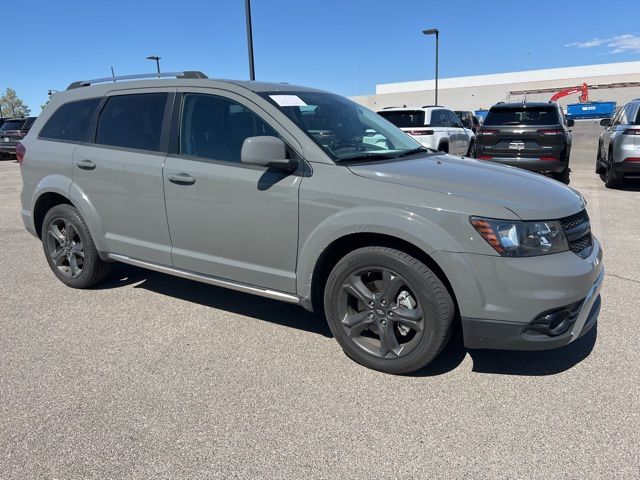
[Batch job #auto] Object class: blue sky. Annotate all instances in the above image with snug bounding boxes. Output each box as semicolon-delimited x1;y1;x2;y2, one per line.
6;0;640;114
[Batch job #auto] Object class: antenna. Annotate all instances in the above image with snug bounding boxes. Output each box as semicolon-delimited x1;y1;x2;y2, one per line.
111;67;116;82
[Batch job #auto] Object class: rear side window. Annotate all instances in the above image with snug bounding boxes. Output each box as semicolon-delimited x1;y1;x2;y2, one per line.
96;93;167;151
429;110;450;127
180;93;277;163
485;107;559;126
635;106;640;125
39;99;100;141
377;110;425;128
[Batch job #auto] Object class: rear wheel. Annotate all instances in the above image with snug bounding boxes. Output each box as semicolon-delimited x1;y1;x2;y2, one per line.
595;142;604;174
324;246;454;374
42;204;110;288
553;166;570;184
438;142;449;153
603;149;623;189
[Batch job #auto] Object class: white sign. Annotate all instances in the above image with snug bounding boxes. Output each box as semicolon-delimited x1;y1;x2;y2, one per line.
269;95;307;107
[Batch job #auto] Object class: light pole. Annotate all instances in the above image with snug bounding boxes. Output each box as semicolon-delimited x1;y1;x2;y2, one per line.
422;28;439;106
245;0;255;80
146;56;161;77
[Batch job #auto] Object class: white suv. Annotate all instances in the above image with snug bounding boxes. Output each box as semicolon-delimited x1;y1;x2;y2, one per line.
378;106;475;156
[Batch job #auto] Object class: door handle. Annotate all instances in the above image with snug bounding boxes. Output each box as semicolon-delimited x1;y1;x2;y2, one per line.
168;173;196;185
76;159;96;170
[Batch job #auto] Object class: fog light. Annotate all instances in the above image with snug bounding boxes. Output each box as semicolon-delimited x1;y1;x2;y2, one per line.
527;308;573;337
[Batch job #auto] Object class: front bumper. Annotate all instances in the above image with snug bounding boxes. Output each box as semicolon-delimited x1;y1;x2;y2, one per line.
462;267;604;350
478;156;567;173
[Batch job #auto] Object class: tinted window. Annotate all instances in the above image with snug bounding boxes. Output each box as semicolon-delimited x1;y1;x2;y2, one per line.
377;110;425;128
96;93;167;151
0;120;24;131
180;94;278;162
447;110;463;128
635;106;640;125
429;110;450;127
484;106;560;126
40;99;99;141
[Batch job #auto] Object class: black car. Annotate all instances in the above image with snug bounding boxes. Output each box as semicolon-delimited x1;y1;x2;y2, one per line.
0;117;37;159
475;103;573;184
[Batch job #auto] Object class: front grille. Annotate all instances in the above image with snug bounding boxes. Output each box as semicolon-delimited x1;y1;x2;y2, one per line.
560;210;592;258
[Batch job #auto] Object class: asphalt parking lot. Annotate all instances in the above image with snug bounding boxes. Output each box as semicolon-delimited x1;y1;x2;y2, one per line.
1;120;639;479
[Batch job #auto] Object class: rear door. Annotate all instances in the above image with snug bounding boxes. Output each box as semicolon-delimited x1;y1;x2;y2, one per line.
72;89;174;265
480;106;565;159
446;110;467;154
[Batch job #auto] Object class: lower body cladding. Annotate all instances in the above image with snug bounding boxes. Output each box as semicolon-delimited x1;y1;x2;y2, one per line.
432;238;604;350
478;156;567;174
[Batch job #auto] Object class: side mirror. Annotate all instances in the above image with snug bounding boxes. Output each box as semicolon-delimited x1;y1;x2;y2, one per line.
567;119;575;127
600;118;611;127
241;136;295;170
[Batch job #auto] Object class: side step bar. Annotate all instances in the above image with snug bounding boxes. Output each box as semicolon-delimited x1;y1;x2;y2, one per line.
108;254;300;304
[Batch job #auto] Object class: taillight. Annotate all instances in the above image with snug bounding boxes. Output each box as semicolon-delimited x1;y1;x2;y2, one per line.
622;129;640;135
477;155;493;160
406;130;434;136
624;157;640;162
540;156;558;161
537;129;564;135
15;142;26;165
478;129;498;136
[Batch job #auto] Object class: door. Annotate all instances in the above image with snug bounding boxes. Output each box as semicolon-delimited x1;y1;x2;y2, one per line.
446;110;467;154
163;90;301;293
602;107;625;156
72;90;174;265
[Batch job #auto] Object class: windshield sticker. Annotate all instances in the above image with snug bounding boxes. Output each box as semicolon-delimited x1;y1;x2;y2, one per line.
269;95;307;107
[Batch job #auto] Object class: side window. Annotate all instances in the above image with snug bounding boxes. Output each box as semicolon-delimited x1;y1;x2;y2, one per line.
620;105;633;125
180;93;278;163
39;98;100;142
447;110;463;128
611;107;624;126
430;110;447;127
635;105;640;126
96;93;167;151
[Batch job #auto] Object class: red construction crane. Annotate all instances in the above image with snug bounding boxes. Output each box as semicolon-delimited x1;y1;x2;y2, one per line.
550;83;589;103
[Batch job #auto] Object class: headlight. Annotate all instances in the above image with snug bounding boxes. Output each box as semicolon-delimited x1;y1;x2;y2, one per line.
470;217;568;257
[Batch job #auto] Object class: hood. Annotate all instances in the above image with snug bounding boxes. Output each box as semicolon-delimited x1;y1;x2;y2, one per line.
348;154;584;220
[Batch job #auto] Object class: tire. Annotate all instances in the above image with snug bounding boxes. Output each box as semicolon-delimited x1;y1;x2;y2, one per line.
604;149;623;189
438;142;449;153
323;246;454;374
553;166;570;184
466;141;476;158
42;204;110;288
595;142;604;174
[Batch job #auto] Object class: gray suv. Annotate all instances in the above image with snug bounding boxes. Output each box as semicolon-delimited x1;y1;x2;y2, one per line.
19;72;604;374
597;99;640;188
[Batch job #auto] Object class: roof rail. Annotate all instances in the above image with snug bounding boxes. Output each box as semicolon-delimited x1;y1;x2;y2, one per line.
67;71;208;90
382;106;401;109
421;105;444;108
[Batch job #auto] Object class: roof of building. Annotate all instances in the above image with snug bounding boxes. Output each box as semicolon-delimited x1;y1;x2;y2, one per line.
376;61;640;95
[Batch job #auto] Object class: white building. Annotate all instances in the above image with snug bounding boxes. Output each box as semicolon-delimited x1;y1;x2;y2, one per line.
351;61;640;112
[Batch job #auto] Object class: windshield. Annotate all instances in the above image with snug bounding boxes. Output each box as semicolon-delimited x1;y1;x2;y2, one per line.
485;107;559;126
259;91;421;161
0;120;25;131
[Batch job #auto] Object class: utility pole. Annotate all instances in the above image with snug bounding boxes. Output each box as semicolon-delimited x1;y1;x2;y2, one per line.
245;0;256;80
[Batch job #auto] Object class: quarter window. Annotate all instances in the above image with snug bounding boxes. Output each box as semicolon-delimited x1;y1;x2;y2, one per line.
39;99;100;142
430;110;449;127
96;93;168;151
180;94;277;163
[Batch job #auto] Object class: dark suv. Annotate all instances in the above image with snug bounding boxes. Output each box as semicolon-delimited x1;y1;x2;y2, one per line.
476;103;573;184
0;117;37;159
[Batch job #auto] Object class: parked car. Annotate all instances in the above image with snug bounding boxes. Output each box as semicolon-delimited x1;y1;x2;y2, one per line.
377;106;476;157
596;98;640;188
19;72;603;374
454;110;480;134
0;117;37;159
475;102;573;184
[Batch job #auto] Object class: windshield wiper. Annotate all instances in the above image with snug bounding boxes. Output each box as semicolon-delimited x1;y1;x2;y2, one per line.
336;152;397;163
396;146;433;157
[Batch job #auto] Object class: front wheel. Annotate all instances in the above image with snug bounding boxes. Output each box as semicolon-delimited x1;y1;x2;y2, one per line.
323;247;454;374
466;141;476;158
42;204;110;288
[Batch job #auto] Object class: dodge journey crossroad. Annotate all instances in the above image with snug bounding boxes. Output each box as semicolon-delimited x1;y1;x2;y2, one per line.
18;72;604;374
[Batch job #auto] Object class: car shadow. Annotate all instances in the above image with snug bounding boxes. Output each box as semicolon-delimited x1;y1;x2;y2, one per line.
96;263;332;338
97;263;597;375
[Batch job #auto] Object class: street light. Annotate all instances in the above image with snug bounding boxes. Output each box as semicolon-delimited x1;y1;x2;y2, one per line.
146;56;161;77
422;28;439;106
245;0;255;80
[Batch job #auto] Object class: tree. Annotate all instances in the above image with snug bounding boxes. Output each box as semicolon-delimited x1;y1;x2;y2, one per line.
0;88;31;118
